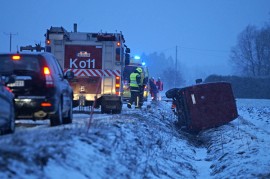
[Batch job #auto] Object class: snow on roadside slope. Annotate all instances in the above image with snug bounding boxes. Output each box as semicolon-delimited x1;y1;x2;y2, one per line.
0;102;205;178
201;99;270;178
0;99;269;178
43;102;204;178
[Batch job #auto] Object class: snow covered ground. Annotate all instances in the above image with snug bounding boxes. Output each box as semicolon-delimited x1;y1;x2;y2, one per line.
0;98;269;178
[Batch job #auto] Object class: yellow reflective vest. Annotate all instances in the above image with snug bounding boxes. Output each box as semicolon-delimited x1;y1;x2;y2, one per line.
130;72;140;87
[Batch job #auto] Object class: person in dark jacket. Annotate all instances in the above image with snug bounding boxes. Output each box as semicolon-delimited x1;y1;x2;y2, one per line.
127;68;142;108
149;77;158;101
156;77;164;100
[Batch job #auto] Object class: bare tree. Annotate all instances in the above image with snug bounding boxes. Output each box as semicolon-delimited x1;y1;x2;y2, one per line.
160;67;183;89
142;52;174;78
142;52;183;90
256;26;270;76
230;25;257;76
230;24;270;77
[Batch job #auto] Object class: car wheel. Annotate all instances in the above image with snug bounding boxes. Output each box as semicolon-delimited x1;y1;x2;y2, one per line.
50;101;63;126
6;104;15;134
63;99;73;124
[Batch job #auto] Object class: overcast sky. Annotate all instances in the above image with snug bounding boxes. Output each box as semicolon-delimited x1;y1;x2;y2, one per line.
1;0;270;78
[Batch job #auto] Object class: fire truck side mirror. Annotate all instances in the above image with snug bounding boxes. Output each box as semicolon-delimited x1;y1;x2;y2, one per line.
125;53;130;65
125;48;130;53
116;48;120;54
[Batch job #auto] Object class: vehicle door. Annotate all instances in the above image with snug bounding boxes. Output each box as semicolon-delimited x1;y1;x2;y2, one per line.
48;55;72;112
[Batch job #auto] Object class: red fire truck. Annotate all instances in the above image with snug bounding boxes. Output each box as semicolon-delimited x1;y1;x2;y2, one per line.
45;24;130;113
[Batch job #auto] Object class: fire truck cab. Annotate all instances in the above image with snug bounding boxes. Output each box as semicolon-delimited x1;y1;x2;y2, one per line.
45;24;130;113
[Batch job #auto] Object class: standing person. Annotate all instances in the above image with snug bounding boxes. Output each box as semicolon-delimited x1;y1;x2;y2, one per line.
127;68;142;109
156;77;164;101
140;73;148;105
137;67;146;108
149;77;158;101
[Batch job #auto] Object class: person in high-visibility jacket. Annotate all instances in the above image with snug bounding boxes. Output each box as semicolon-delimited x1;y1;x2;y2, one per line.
127;67;142;109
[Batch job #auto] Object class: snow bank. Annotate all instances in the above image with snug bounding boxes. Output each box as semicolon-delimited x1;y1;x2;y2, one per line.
0;99;269;178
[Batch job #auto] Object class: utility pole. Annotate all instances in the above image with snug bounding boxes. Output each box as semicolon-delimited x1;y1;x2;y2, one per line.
4;32;18;52
174;45;178;87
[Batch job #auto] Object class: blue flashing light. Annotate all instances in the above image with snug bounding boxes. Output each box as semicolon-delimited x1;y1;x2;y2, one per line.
142;62;146;66
134;55;140;60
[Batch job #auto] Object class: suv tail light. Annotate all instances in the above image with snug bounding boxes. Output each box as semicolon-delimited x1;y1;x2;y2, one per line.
41;102;52;107
43;67;54;87
5;86;13;93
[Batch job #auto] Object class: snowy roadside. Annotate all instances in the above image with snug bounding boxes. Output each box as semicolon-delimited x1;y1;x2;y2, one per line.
200;99;270;178
0;99;269;178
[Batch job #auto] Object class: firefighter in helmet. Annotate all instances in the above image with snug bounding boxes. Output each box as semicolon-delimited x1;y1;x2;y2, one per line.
127;67;142;108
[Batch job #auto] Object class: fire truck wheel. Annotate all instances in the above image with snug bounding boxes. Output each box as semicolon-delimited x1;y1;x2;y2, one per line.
101;105;108;114
113;108;121;114
5;103;15;134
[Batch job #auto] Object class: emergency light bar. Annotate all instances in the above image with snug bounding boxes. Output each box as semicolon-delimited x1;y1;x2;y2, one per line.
134;56;140;60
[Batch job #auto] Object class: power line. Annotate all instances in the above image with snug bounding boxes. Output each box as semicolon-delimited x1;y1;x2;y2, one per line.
179;46;230;53
156;45;230;54
175;45;178;88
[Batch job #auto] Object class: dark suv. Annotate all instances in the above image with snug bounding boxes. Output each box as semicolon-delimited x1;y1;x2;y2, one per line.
0;77;15;134
0;52;74;126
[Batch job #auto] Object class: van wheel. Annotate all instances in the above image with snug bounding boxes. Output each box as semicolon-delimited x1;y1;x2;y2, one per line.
63;100;73;124
165;88;180;98
50;101;63;126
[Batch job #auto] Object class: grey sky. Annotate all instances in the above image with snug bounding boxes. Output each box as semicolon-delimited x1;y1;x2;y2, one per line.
1;0;269;79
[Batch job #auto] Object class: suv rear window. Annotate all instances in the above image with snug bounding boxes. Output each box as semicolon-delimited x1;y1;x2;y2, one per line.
0;55;41;73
